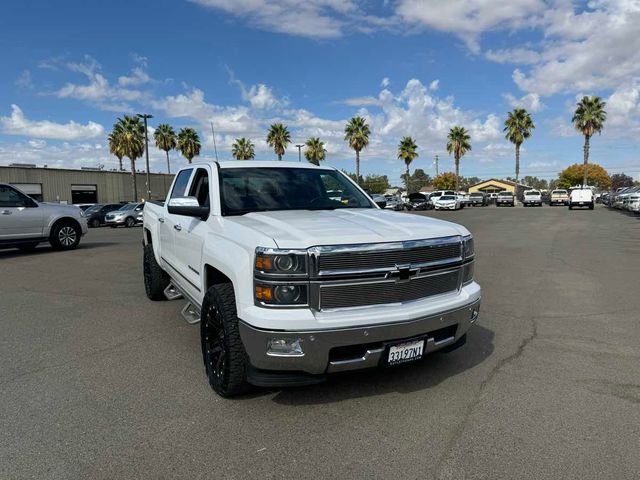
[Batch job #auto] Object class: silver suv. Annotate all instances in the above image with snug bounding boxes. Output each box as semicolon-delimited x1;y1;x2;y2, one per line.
105;202;144;228
0;183;88;252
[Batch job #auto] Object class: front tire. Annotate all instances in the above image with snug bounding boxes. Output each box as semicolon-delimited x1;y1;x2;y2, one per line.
125;217;136;227
201;283;249;397
143;244;170;300
49;221;81;250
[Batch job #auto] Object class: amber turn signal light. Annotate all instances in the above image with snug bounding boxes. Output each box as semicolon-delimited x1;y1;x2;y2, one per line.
255;255;273;271
255;285;273;302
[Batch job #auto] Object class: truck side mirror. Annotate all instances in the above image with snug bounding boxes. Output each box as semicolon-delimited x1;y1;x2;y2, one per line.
167;196;209;220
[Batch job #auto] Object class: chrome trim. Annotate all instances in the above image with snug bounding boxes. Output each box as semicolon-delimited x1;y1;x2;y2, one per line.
308;235;462;256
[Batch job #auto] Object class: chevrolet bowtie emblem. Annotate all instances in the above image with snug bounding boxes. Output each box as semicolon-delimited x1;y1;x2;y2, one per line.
386;264;419;283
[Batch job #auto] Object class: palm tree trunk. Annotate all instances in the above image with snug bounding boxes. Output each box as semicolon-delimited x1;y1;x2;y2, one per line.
455;155;460;192
405;165;410;192
356;150;360;185
278;153;282;161
118;156;123;171
165;150;171;174
130;158;138;202
583;134;590;187
515;144;520;204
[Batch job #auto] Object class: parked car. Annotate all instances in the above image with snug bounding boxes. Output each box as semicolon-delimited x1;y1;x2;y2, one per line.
487;192;498;205
468;192;487;206
384;195;404;211
0;183;88;251
627;194;640;214
433;194;461;210
75;203;95;212
105;202;145;228
142;161;480;397
456;191;469;208
407;192;430;210
568;188;594;210
496;191;515;207
550;189;569;206
523;190;543;207
370;194;387;209
85;203;123;227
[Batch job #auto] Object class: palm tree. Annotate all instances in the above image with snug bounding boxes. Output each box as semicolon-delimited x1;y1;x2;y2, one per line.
397;136;419;192
504;108;535;201
176;127;201;164
266;123;290;160
107;131;125;171
232;137;255;160
113;115;145;201
304;137;326;165
344;116;370;183
154;123;177;173
572;96;607;186
446;126;472;192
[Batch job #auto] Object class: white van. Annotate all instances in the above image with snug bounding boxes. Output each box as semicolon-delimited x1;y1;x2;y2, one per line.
569;188;594;210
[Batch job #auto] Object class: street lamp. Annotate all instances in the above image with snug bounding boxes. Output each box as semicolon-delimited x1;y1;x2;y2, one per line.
137;113;153;200
295;144;304;162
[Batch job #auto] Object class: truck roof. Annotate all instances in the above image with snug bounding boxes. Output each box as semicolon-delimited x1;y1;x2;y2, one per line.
187;160;336;170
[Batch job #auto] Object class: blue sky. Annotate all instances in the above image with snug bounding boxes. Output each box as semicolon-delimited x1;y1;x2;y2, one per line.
1;0;639;184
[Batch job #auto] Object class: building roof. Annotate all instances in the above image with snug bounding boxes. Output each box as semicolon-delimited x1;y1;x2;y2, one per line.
468;178;529;189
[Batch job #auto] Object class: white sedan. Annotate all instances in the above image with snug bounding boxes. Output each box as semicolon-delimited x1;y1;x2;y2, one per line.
433;195;461;210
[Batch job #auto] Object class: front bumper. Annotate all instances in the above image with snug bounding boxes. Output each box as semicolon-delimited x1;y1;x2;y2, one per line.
105;216;126;225
239;298;480;376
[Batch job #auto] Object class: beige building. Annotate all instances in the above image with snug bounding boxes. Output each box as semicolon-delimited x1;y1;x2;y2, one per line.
468;179;528;197
0;165;174;204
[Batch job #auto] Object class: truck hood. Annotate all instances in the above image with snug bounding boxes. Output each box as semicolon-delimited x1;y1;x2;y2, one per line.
225;209;469;249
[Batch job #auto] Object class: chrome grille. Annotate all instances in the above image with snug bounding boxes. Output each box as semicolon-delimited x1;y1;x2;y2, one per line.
316;241;461;273
319;269;460;310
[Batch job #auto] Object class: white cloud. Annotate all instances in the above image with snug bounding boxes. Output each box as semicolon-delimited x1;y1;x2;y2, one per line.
0;105;104;140
188;0;360;38
395;0;545;52
15;70;33;89
118;67;151;87
340;96;381;107
381;77;390;88
225;67;285;110
429;79;439;91
503;92;544;112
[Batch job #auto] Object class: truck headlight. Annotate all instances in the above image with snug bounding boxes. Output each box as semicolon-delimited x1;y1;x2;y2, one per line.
255;283;308;306
255;248;307;275
463;235;474;259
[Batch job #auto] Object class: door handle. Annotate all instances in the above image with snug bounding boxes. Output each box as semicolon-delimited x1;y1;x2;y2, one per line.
173;224;182;231
1;210;12;215
158;217;165;223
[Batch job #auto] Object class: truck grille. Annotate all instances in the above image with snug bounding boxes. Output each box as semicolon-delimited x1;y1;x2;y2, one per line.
319;269;460;310
316;241;461;273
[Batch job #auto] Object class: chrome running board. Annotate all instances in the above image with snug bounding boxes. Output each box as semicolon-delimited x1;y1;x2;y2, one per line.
164;283;183;301
181;302;201;325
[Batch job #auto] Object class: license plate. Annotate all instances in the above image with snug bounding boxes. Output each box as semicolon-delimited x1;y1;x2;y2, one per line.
387;339;424;366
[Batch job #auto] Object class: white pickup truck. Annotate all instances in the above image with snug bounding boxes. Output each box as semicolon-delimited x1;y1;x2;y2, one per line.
143;161;481;396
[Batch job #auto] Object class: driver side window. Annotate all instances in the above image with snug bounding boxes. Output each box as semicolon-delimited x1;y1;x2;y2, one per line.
0;185;31;207
170;169;193;199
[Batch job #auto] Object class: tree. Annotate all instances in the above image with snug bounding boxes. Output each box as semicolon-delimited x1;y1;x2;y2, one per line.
341;171;390;193
304;137;326;165
231;137;255;160
522;176;549;190
432;172;458;191
401;168;432;193
397;136;419;192
459;176;481;190
266;123;291;160
344;116;370;183
610;173;634;190
504;108;535;197
558;163;611;190
446;126;472;191
572;96;607;186
107;131;125;171
153;123;177;173
112;115;144;201
176;127;201;164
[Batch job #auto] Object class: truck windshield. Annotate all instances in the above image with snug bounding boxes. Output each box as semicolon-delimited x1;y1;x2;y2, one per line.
219;167;374;216
552;190;567;195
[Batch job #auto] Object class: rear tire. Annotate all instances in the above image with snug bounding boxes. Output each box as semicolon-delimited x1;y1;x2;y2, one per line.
89;218;100;228
125;217;135;227
143;243;170;300
201;283;249;397
49;221;81;250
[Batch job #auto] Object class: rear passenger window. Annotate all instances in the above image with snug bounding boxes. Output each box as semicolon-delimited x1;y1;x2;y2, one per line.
170;169;192;199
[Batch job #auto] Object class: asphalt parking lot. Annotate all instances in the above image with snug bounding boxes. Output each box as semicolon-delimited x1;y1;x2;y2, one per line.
1;205;639;479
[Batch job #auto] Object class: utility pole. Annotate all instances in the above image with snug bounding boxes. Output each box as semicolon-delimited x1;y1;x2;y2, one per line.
137;113;153;200
434;154;439;176
295;144;303;162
